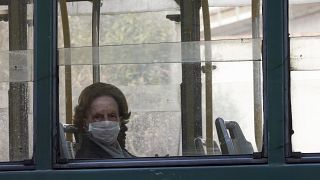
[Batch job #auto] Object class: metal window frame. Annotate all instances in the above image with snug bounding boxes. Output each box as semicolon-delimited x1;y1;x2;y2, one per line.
53;0;267;168
49;0;279;168
33;0;57;170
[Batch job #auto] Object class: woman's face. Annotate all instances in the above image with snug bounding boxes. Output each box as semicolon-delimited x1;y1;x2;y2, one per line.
85;95;120;127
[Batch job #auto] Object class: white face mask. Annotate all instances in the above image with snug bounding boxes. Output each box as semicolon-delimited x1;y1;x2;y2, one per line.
88;120;120;145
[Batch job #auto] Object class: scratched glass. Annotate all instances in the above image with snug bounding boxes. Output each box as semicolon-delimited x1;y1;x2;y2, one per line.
0;1;34;162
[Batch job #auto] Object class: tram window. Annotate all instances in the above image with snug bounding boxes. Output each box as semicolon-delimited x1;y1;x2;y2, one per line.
56;0;264;161
0;1;34;162
290;1;320;153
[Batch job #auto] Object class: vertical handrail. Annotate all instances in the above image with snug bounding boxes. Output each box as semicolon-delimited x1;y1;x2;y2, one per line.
59;0;73;141
92;0;101;83
180;0;202;156
252;0;263;152
8;0;29;161
201;0;213;155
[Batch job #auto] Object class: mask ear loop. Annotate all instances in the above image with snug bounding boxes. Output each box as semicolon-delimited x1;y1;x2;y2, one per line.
83;107;91;132
83;118;90;132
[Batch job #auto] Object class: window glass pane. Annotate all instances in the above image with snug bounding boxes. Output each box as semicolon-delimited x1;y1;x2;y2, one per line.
200;1;262;40
0;1;33;162
289;1;320;153
57;0;263;160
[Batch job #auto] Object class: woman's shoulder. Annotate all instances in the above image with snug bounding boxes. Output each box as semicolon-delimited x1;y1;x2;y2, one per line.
75;133;112;159
122;148;136;158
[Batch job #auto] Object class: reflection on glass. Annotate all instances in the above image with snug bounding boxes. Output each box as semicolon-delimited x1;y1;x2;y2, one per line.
0;1;33;162
289;0;320;153
291;36;320;153
289;2;320;37
57;0;263;160
200;2;262;40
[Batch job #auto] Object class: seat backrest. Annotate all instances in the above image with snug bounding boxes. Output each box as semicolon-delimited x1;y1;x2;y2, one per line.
59;123;72;159
215;117;254;155
225;121;254;154
215;117;236;155
194;137;206;155
59;123;77;159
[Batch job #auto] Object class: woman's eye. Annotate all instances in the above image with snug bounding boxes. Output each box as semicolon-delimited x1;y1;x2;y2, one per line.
93;114;104;121
109;113;118;120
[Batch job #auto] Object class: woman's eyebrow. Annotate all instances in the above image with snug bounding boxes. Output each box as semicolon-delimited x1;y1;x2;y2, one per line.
93;113;104;116
93;112;103;116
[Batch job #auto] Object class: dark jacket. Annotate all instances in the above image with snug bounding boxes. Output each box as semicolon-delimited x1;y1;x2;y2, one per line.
75;133;133;159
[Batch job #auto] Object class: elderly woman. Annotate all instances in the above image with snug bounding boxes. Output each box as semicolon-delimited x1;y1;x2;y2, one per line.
74;82;133;159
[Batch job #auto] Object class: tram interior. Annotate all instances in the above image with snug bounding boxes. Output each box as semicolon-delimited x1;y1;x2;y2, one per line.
0;0;319;162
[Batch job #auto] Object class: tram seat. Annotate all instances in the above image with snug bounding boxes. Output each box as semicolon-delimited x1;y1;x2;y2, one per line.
213;140;222;155
215;117;254;155
59;123;78;159
194;137;206;155
194;138;222;155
